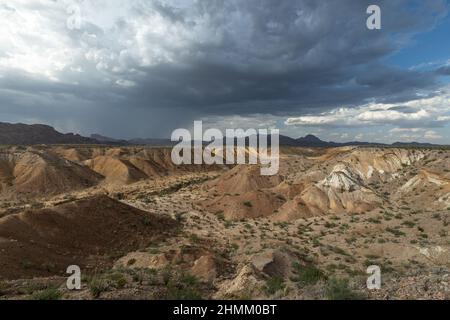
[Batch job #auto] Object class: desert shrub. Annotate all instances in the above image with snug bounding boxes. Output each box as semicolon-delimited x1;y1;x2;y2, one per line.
180;273;198;286
325;278;362;300
265;277;285;295
402;221;415;228
224;220;233;228
106;272;128;289
165;273;202;300
114;192;125;200
243;201;253;208
166;285;202;300
30;202;44;209
127;258;137;266
367;217;381;224
0;281;8;296
190;234;200;243
30;288;62;300
291;263;325;285
328;245;350;256
386;227;405;237
324;222;337;228
20;260;34;270
88;278;110;298
216;212;225;221
142;216;152;226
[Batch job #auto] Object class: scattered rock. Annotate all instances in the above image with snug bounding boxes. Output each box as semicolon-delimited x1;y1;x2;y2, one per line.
115;252;170;270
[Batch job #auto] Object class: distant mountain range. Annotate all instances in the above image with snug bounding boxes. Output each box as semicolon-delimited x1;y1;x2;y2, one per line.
0;122;446;148
0;122;97;145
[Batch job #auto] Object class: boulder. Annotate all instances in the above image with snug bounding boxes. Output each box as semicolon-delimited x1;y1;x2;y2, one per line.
250;250;291;278
190;254;217;283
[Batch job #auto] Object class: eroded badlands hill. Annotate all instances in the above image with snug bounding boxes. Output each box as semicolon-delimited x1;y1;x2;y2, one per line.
0;146;220;201
198;147;450;222
0;195;176;280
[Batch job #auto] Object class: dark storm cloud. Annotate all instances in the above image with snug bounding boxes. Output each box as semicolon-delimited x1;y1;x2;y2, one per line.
0;0;448;137
109;0;447;115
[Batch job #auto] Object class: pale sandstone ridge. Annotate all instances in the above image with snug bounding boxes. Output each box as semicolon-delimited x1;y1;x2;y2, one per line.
272;164;380;220
400;170;450;193
301;163;382;213
338;148;426;180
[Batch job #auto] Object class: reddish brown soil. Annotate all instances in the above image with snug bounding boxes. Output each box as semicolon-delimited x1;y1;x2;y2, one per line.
0;195;177;280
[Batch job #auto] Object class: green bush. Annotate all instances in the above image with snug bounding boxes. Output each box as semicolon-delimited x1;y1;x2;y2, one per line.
88;278;109;298
30;288;62;300
166;285;202;300
243;201;253;208
166;273;202;300
265;277;285;295
386;227;405;237
325;278;362;300
291;263;325;285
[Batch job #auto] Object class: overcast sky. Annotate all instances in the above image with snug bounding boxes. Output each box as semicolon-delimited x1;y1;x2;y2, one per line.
1;0;450;143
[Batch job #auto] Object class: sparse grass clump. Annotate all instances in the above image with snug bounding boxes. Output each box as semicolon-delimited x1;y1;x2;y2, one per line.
165;273;202;300
386;227;406;237
324;222;337;228
189;234;201;243
265;277;285;295
0;281;8;296
20;260;34;270
367;217;381;224
30;288;62;300
328;245;350;256
325;278;363;300
88;278;110;298
142;216;152;226
216;212;225;221
243;201;253;208
30;202;44;210
291;263;325;285
401;221;415;228
87;270;128;299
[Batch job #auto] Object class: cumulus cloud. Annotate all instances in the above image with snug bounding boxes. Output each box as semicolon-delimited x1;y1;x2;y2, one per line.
385;128;442;141
285;87;450;129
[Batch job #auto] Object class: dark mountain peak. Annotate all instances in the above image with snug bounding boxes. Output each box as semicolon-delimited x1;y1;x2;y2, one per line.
0;122;98;145
300;134;322;142
90;134;128;145
295;134;332;147
392;141;435;147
